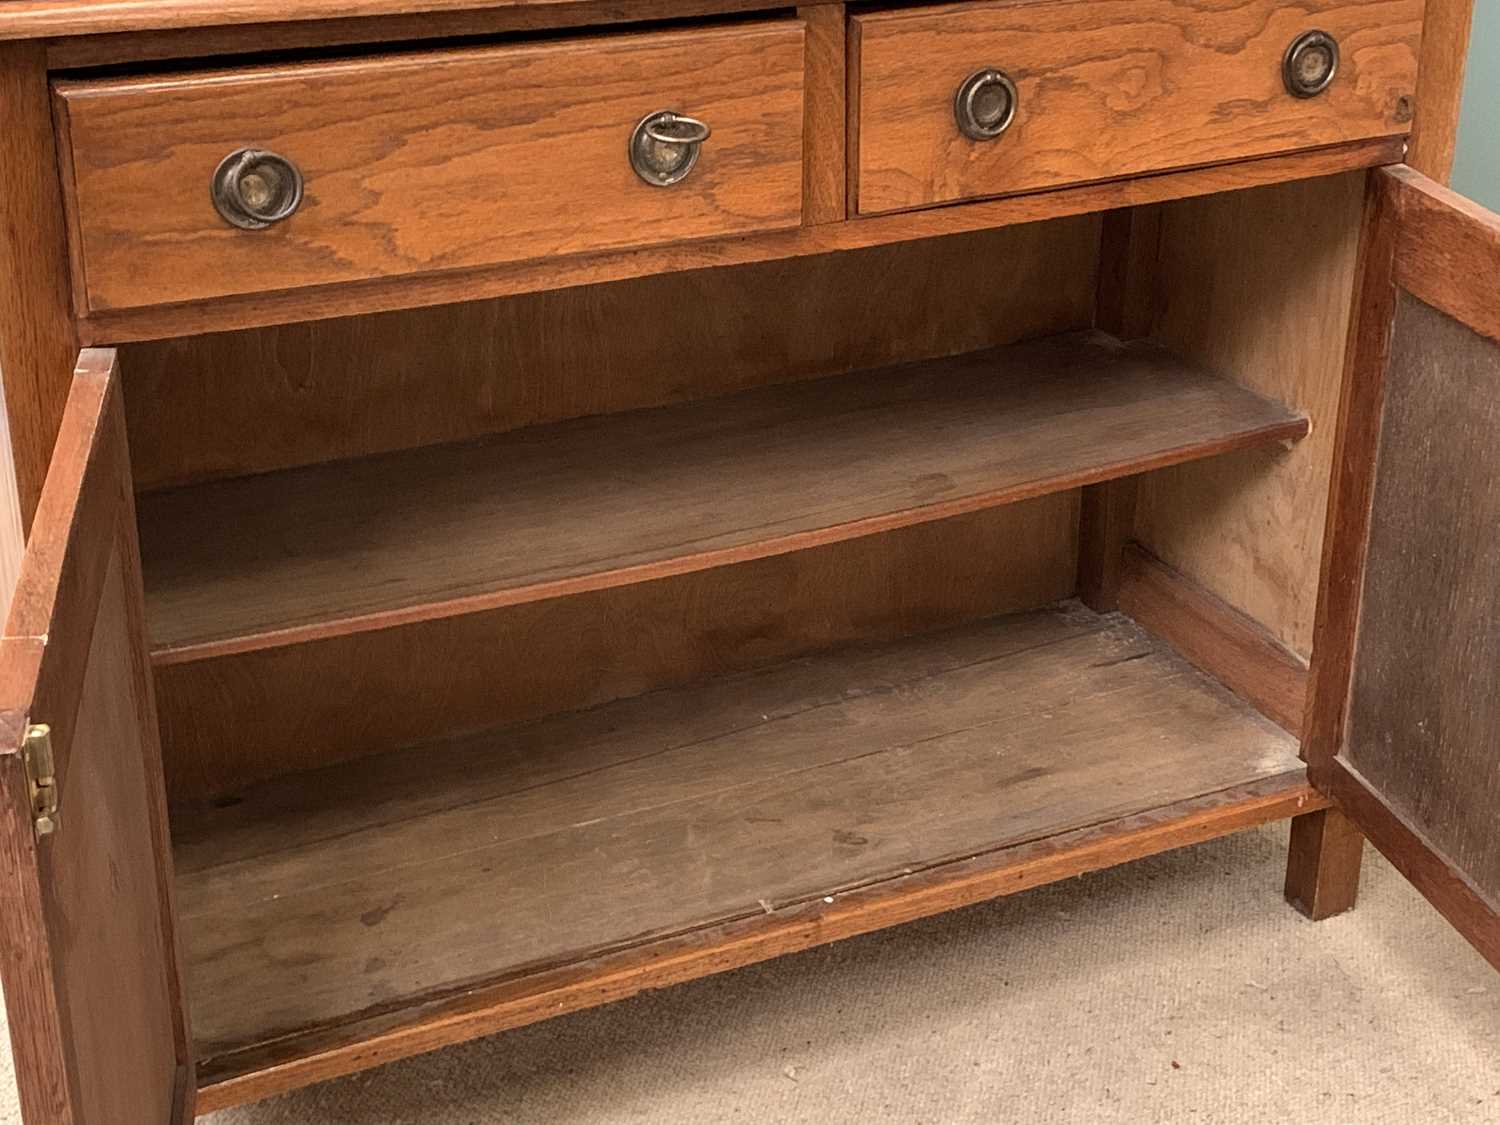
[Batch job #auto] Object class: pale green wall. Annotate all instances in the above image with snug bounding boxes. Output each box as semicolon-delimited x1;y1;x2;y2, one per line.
1452;4;1499;209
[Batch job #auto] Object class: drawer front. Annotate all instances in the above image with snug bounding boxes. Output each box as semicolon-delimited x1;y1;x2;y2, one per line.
55;22;806;311
850;0;1422;216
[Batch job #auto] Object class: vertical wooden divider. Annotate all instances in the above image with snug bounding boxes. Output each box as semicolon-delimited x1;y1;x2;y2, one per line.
798;4;846;225
1077;483;1137;612
1078;206;1160;610
1300;173;1399;785
1093;205;1163;340
1280;171;1406;921
843;7;863;219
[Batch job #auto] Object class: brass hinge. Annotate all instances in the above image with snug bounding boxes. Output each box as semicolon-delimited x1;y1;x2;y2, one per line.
23;724;58;837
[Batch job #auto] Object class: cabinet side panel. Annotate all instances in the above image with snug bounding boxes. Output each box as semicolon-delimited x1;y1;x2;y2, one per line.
1407;0;1475;182
0;42;79;531
1133;172;1365;657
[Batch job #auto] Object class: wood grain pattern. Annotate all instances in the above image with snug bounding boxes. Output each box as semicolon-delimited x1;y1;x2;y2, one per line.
155;496;1081;799
798;4;846;224
0;351;194;1124
2;0;845;39
1284;806;1364;920
1117;545;1308;737
1342;291;1500;906
1406;0;1476;182
0;47;34;609
120;217;1101;490
1134;171;1367;657
0;42;80;532
1387;164;1500;345
54;21;806;311
849;0;1421;215
43;0;813;68
196;771;1323;1112
171;604;1308;1101
0;413;25;622
76;136;1405;345
138;332;1308;663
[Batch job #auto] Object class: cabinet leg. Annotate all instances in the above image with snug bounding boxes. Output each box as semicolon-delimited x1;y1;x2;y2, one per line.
1284;807;1364;920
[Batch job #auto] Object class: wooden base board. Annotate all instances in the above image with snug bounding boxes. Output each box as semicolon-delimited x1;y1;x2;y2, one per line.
1117;544;1309;736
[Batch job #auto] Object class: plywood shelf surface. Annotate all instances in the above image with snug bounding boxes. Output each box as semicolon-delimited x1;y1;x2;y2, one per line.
139;331;1307;663
172;602;1305;1093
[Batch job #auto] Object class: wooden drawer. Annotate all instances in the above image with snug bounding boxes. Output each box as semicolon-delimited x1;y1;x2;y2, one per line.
849;0;1422;216
53;21;806;312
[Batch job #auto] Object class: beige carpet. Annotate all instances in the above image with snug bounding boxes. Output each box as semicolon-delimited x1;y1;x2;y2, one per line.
2;822;1496;1123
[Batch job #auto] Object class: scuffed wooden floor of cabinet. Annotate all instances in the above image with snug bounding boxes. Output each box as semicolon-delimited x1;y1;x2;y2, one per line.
172;601;1313;1106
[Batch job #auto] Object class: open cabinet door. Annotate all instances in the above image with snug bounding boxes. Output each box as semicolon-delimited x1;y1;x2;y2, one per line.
0;351;192;1122
1307;166;1500;971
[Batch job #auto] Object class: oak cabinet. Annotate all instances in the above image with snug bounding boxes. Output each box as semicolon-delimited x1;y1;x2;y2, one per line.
0;2;1492;1121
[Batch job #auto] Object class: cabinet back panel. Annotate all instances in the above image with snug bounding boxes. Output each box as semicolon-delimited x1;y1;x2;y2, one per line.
118;216;1100;491
157;496;1080;799
1133;172;1365;657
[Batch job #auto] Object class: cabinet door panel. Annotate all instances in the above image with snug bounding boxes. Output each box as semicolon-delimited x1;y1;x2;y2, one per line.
1308;166;1500;969
0;350;192;1122
1346;292;1500;895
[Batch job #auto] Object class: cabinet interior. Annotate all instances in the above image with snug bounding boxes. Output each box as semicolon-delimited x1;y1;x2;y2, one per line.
115;172;1365;1096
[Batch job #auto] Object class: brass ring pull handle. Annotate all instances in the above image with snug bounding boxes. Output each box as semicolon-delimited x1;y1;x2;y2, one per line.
643;114;712;147
1283;30;1339;98
630;111;711;187
212;148;304;229
954;68;1019;141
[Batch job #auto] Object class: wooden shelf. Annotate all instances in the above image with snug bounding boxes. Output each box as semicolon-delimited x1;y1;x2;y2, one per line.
173;602;1310;1105
139;331;1307;663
